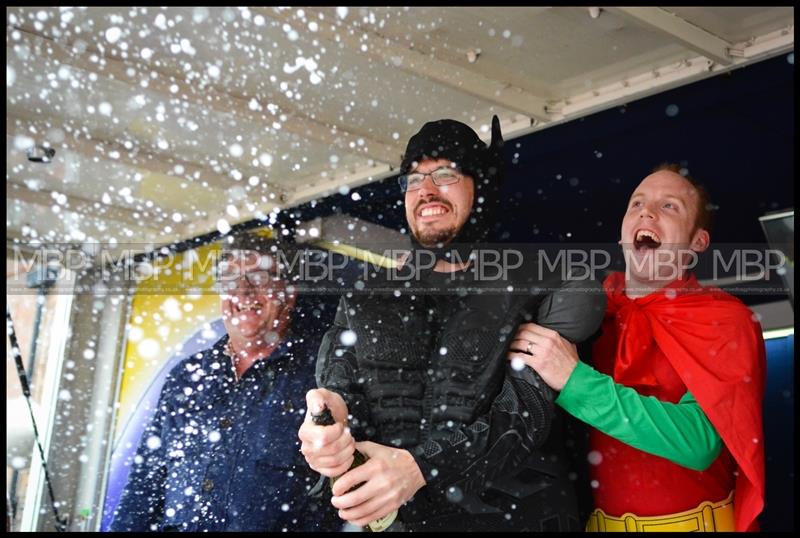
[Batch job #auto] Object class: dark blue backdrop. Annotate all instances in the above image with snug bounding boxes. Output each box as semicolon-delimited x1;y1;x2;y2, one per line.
762;334;794;532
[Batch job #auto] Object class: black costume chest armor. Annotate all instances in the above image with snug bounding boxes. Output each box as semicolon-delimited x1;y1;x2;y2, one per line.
340;265;558;448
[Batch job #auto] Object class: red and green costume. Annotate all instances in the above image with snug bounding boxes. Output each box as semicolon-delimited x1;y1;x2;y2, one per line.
557;272;766;531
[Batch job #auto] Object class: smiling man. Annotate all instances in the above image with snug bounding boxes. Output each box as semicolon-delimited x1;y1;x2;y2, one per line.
508;164;766;532
110;232;336;532
299;117;606;531
405;159;474;253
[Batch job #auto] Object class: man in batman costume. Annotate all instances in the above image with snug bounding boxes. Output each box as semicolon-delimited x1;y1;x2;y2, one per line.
299;116;606;531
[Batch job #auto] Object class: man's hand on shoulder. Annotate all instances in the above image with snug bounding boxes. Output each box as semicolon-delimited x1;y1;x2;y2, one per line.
507;323;580;391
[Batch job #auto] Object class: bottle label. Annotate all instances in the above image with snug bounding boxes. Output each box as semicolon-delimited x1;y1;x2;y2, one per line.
367;509;399;532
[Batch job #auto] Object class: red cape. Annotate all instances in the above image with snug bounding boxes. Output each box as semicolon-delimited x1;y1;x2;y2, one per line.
603;272;766;531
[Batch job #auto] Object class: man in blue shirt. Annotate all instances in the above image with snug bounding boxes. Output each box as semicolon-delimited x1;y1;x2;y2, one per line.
110;232;338;531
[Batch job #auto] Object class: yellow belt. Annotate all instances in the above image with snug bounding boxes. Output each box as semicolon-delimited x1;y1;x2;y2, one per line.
586;491;735;532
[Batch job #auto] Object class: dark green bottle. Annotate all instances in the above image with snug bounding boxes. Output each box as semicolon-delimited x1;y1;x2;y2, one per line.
311;405;403;532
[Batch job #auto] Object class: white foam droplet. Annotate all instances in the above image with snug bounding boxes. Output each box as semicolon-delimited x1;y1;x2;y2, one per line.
510;357;526;371
339;330;357;346
587;450;603;465
105;27;121;44
138;338;161;359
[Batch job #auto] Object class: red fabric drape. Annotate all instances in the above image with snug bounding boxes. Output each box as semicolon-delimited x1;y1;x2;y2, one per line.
599;272;766;531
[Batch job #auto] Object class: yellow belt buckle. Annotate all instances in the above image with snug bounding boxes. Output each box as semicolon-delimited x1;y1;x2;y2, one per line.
586;491;735;532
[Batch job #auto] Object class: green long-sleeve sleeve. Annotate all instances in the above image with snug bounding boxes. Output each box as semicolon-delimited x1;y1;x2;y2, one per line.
555;361;722;471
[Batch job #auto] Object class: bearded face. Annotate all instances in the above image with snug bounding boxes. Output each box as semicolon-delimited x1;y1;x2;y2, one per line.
404;158;475;248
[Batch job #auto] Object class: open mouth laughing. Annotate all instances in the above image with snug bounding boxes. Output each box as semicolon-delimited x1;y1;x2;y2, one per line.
633;228;662;251
234;301;263;315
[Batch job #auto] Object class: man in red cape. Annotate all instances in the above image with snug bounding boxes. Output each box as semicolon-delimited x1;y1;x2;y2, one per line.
508;164;765;531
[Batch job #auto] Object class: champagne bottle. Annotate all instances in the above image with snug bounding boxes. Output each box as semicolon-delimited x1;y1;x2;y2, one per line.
311;404;404;532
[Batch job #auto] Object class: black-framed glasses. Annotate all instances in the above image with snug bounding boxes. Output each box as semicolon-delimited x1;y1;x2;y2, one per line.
397;166;463;192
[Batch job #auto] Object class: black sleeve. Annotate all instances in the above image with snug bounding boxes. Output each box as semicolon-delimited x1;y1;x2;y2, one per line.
410;363;555;496
536;276;606;343
409;277;605;495
315;296;372;438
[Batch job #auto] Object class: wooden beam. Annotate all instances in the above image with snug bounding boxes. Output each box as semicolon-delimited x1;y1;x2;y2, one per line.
731;24;794;59
7;180;159;230
549;56;719;120
609;7;734;66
